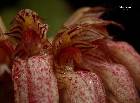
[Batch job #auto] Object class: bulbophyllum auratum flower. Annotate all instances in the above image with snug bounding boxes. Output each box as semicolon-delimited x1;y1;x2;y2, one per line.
52;7;108;103
8;9;59;103
53;7;140;103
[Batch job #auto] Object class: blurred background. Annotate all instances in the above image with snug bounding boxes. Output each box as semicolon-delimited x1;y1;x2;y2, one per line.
0;0;71;37
0;0;139;51
0;0;139;102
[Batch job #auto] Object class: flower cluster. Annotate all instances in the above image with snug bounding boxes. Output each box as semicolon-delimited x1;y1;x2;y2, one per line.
0;7;140;103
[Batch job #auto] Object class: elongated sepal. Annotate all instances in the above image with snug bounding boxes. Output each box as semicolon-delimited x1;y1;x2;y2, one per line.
12;54;59;103
106;40;140;90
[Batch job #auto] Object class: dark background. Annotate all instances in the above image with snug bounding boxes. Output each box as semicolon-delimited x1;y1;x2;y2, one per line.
67;0;140;52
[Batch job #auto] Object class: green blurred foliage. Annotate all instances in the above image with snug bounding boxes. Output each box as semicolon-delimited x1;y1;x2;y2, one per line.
0;0;71;37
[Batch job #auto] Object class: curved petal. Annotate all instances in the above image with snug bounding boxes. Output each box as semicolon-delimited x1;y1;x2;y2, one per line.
57;71;93;103
106;40;140;90
76;71;106;103
12;54;59;103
